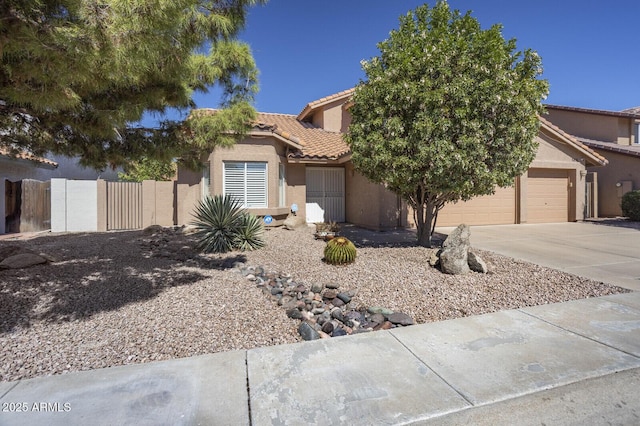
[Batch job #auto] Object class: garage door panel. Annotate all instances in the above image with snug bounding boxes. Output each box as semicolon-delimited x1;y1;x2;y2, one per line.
438;186;516;226
527;169;568;223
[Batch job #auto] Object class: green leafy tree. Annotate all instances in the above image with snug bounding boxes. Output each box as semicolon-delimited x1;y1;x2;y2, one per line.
118;157;177;182
1;0;263;169
346;1;549;247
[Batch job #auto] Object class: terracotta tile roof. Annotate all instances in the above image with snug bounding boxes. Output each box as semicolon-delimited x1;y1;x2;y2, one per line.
0;146;58;168
254;112;350;161
545;104;640;119
538;116;608;166
193;108;350;162
297;88;355;121
575;137;640;159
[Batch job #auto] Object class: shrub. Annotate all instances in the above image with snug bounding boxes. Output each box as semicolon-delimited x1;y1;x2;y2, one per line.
191;195;265;253
621;190;640;221
315;221;340;233
324;237;357;265
235;213;267;251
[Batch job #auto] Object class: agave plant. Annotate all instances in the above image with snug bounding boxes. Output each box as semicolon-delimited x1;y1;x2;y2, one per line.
234;213;266;251
191;195;265;253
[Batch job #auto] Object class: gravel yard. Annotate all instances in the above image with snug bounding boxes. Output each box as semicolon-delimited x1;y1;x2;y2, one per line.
0;225;629;382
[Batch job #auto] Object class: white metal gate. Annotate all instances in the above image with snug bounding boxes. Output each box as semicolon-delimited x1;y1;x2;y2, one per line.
306;167;345;222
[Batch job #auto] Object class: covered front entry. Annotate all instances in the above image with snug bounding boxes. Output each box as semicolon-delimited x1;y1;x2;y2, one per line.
526;169;569;223
305;167;345;223
437;185;516;226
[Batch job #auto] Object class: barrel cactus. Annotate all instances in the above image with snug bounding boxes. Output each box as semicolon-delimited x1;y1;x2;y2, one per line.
324;237;357;265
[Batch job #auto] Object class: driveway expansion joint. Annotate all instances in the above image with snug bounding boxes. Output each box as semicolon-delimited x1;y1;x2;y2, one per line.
245;351;253;426
388;330;475;407
518;307;640;360
0;381;20;400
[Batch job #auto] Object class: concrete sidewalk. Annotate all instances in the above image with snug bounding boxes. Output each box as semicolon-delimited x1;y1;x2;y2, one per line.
2;292;639;425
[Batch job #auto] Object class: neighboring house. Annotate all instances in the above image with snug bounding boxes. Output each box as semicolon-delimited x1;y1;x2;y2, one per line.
1;148;121;234
177;90;608;229
0;147;59;181
545;104;640;217
0;148;58;234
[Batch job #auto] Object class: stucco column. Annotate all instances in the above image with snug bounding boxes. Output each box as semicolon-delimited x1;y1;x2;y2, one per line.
518;171;528;224
142;180;156;228
96;179;107;231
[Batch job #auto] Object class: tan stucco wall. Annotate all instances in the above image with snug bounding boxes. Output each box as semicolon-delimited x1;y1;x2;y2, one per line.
178;137;308;225
309;100;352;133
176;166;202;186
285;163;307;220
174;166;203;225
141;180;174;227
175;182;201;225
588;149;639;217
208;137;285;209
545;109;634;145
344;163;404;230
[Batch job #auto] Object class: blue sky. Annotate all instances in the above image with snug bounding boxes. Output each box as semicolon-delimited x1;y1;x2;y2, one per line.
170;0;640;122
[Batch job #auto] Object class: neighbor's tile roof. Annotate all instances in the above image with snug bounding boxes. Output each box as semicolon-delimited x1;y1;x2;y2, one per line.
622;106;640;115
545;104;640;119
297;88;355;121
538;116;608;166
255;112;350;161
575;137;640;159
0;146;58;168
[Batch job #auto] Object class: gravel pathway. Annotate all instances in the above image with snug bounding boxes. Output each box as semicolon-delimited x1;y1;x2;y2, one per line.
0;225;628;382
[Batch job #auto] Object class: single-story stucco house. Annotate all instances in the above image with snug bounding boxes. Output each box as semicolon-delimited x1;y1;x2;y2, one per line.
177;89;608;230
0;147;58;181
545;104;640;217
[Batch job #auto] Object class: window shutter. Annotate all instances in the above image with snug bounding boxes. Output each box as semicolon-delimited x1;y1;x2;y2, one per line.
223;162;267;208
246;163;267;207
224;162;246;205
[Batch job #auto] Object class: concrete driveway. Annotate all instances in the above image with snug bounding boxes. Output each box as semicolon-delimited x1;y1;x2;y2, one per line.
437;220;640;291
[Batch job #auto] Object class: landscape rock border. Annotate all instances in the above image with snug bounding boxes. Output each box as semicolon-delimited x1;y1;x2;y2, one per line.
238;265;415;340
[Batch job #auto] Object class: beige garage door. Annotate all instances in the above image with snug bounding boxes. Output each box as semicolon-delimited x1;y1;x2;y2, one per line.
438;185;516;226
526;169;568;223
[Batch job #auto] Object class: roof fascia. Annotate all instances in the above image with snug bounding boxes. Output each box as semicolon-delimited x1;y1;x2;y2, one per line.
545;104;640;119
296;89;355;121
0;155;58;169
286;154;351;165
249;130;303;150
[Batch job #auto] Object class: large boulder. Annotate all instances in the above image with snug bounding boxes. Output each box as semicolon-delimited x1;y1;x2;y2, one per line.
0;253;48;269
283;214;305;230
468;251;488;273
439;224;471;275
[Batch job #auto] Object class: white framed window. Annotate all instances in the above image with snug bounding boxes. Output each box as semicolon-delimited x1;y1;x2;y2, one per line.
635;123;640;145
201;162;211;199
223;161;267;207
278;163;286;207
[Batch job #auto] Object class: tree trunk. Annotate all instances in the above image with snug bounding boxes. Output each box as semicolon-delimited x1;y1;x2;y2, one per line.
414;195;440;248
